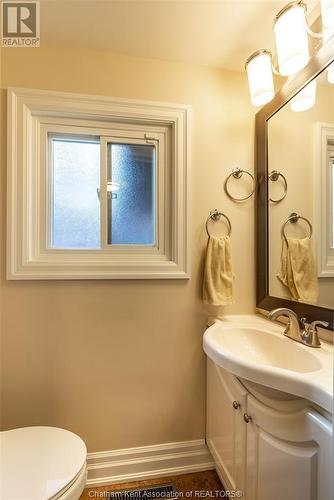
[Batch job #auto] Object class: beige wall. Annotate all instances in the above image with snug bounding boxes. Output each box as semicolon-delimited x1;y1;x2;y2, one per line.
0;45;255;452
268;78;334;307
0;45;3;431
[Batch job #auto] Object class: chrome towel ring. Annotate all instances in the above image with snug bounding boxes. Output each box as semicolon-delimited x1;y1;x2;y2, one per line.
269;170;288;203
206;209;232;237
282;212;313;242
224;168;255;202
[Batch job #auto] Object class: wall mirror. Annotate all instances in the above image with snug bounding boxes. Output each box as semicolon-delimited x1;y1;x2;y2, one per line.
256;34;334;329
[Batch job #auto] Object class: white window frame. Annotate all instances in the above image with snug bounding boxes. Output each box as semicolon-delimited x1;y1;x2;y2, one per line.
43;125;166;255
7;87;191;279
313;122;334;277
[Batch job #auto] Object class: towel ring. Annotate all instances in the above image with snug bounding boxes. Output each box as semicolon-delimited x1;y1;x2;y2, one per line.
282;212;313;242
224;168;255;202
206;209;232;237
269;170;288;203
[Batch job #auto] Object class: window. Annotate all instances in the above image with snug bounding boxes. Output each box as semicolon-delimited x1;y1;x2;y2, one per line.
49;136;156;250
314;123;334;277
51;137;101;250
7;88;190;279
107;142;156;246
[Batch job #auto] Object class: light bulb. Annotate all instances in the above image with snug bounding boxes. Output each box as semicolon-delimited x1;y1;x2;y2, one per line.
321;0;334;30
274;2;309;76
245;50;274;107
290;80;317;112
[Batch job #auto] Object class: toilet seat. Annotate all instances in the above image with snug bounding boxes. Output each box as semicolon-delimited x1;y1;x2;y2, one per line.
52;464;87;500
0;426;87;500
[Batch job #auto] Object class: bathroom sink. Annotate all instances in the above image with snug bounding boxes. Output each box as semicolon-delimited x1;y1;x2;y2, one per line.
209;327;322;373
203;315;333;412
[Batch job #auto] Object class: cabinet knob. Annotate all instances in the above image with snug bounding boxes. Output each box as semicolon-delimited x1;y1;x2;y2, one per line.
232;401;241;410
243;413;252;423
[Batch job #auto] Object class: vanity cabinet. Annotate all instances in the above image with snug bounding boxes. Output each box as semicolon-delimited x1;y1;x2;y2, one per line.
206;360;333;500
207;358;247;492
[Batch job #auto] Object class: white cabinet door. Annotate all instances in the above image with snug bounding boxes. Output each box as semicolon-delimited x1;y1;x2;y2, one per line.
206;360;247;492
245;393;333;500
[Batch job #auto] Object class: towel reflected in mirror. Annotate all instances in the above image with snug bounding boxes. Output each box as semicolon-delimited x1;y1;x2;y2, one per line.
277;236;319;303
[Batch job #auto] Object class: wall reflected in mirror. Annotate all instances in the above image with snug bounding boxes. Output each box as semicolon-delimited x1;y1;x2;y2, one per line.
268;67;334;308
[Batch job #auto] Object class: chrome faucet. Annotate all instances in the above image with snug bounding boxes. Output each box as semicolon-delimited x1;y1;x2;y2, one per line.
268;308;329;348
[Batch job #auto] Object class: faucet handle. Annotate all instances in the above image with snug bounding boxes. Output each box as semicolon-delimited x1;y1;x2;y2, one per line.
302;320;329;348
300;317;307;329
309;320;329;331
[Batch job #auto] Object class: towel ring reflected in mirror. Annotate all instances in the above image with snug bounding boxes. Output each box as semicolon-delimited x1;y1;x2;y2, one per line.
224;168;255;202
206;209;232;238
282;212;313;243
269;170;288;203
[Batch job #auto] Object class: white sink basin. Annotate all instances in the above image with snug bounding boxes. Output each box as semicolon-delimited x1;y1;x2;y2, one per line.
203;315;333;413
212;327;322;373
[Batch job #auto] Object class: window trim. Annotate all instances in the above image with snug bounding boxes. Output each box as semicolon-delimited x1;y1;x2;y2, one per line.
7;87;191;279
314;122;334;277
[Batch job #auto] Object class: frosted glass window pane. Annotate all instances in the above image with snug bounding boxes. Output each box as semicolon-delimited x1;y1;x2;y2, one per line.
109;143;155;245
51;138;100;249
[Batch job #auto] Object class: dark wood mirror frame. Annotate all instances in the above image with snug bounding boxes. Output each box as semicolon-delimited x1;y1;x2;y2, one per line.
256;36;334;330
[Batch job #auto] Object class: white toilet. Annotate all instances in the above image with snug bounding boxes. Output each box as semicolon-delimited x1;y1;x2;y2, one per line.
0;426;87;500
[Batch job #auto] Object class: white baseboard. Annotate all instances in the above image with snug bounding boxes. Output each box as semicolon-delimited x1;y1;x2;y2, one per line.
86;439;215;487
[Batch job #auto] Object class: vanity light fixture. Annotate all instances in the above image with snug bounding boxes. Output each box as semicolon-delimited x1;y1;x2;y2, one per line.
245;50;275;106
289;79;317;111
274;1;309;76
245;0;334;106
321;0;334;29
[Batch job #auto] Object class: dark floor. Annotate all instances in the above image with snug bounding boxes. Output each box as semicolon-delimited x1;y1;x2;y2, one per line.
80;470;224;499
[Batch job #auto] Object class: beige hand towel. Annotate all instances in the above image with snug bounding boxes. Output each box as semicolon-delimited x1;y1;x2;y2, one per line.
277;237;319;303
203;235;234;306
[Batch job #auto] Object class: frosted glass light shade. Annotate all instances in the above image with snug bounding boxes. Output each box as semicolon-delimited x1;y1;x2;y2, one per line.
246;51;274;107
321;0;334;29
274;3;309;76
328;62;334;83
290;80;317;112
